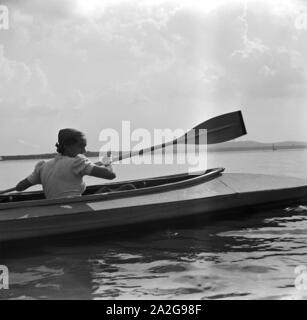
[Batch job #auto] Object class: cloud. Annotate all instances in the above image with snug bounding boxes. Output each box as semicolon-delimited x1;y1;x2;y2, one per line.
295;12;307;30
0;45;58;118
3;0;74;21
1;0;307;154
204;1;307;101
0;45;31;100
231;1;269;59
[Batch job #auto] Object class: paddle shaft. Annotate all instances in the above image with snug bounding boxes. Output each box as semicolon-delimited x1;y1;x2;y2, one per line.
112;131;206;162
0;187;16;195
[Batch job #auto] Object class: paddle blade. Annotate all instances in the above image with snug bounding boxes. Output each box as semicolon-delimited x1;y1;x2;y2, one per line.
193;110;247;144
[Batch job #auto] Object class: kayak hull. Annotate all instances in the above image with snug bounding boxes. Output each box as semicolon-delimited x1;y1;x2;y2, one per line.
1;169;307;242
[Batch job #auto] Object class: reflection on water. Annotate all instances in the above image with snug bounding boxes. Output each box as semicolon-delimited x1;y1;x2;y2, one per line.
1;204;307;300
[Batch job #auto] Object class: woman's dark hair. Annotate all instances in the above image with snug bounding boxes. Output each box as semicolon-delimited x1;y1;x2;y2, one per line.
55;128;86;155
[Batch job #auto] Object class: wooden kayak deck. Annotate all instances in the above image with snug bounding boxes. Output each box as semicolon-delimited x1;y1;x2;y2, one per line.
1;172;307;221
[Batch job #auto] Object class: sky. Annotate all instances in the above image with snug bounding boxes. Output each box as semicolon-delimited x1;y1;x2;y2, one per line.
0;0;307;155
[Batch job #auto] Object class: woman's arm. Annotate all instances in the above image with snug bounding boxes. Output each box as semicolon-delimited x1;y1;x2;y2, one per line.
16;179;34;192
89;165;116;180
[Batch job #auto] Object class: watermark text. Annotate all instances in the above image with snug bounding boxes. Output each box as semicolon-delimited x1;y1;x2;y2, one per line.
0;5;9;30
294;265;307;291
99;121;208;173
0;265;9;290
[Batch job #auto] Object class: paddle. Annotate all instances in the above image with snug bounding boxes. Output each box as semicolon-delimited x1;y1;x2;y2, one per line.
0;110;246;194
111;110;247;162
0;187;16;195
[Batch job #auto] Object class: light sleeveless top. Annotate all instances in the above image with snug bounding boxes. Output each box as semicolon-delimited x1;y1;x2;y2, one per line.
27;154;95;199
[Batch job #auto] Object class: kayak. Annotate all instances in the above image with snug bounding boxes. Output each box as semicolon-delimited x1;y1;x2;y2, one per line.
1;167;307;243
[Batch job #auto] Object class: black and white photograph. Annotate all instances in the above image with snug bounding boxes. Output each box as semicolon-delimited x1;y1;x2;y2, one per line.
1;0;307;304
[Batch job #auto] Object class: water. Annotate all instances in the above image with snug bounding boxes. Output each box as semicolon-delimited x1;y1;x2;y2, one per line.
1;149;307;300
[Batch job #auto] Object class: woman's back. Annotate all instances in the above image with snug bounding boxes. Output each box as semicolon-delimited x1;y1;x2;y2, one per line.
15;128;116;199
28;154;94;199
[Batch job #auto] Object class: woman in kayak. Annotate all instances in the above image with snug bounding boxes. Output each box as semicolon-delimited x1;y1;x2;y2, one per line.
15;129;118;199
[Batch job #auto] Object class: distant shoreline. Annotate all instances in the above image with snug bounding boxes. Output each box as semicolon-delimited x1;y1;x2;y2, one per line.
1;143;307;161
